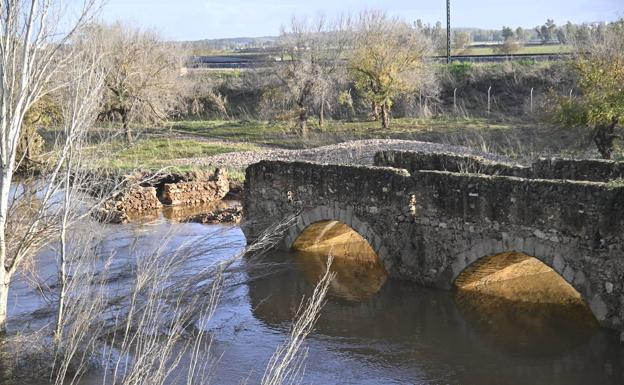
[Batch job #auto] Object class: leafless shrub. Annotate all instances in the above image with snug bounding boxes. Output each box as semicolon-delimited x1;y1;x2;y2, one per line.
261;256;334;385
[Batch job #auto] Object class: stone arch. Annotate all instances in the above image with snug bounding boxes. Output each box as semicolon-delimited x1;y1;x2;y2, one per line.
447;237;605;323
283;204;390;271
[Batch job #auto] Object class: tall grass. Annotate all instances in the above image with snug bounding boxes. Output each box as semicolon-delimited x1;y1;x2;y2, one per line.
261;256;334;385
3;213;331;385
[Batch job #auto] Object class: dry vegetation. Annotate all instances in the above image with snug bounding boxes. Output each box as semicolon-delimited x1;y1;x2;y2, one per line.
1;1;622;384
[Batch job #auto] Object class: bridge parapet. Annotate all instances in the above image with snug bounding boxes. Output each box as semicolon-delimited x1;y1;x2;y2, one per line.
531;158;624;182
375;150;624;182
375;150;529;177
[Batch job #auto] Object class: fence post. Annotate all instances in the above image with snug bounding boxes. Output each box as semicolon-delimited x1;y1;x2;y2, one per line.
487;86;492;115
453;88;457;111
530;87;534;114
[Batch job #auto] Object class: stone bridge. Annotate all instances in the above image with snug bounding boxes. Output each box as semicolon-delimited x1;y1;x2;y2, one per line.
242;151;624;332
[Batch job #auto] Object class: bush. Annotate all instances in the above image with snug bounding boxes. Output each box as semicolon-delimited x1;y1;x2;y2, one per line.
448;61;473;80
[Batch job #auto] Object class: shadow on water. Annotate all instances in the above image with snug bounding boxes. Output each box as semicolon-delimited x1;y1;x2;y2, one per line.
248;250;624;385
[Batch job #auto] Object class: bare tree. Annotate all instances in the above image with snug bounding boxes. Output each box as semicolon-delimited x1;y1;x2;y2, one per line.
94;22;185;143
349;11;433;128
53;29;106;342
0;0;101;334
453;31;472;54
265;15;350;136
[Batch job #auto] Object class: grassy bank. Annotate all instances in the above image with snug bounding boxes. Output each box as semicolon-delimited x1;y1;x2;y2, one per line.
82;136;258;181
162;117;598;159
167;117;525;148
102;138;258;169
76;116;621;183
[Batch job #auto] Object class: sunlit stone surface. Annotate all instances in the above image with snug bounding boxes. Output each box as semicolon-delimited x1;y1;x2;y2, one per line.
292;220;379;263
292;220;387;300
454;252;585;305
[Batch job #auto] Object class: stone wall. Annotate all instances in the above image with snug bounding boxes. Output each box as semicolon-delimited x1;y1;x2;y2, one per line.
96;186;162;224
375;150;624;182
242;158;624;331
374;150;529;177
96;169;230;223
242;160;412;264
408;170;624;330
160;169;229;206
531;158;624;182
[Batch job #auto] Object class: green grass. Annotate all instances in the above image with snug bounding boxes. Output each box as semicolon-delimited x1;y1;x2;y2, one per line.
607;177;624;187
97;137;258;172
161;117;604;163
460;44;573;56
87;115;612;178
168;120;283;143
165;117;523;149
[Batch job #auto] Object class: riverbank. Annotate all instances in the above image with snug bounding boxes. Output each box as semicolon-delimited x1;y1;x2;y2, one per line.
61;116;623;181
93;168;240;224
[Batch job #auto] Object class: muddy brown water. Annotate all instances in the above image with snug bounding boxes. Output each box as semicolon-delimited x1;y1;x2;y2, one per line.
3;213;624;385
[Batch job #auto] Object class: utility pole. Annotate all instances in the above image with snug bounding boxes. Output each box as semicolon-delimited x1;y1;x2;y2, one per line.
447;0;451;64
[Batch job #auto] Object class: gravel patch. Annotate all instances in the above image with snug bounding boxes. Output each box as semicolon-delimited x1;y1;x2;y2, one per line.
172;139;515;169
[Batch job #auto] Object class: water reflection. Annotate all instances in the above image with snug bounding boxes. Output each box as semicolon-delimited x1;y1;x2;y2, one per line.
455;290;598;356
124;200;237;224
452;252;599;357
248;250;624;385
293;250;387;301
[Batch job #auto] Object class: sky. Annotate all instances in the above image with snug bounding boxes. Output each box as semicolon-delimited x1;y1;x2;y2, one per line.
100;0;623;41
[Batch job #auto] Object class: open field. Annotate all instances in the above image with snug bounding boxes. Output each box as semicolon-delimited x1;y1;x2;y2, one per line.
162;117;601;159
461;44;573;56
80;116;623;183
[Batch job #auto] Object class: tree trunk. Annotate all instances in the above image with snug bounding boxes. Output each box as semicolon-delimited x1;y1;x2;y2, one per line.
593;118;619;160
0;270;7;335
319;99;325;129
122;110;132;144
298;108;308;137
55;171;71;343
371;102;380;121
380;103;390;129
0;168;11;334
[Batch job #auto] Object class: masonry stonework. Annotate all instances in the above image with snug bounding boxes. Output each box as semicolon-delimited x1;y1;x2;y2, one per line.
242;153;624;332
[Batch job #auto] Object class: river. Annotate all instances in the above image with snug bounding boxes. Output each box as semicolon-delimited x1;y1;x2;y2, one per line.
5;213;624;385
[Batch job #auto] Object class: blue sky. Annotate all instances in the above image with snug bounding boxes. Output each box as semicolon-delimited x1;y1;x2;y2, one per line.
101;0;623;41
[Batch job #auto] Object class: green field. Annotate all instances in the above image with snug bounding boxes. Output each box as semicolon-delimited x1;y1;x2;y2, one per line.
89;136;258;177
162;117;592;160
460;44;572;56
167;117;528;146
84;115;620;180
